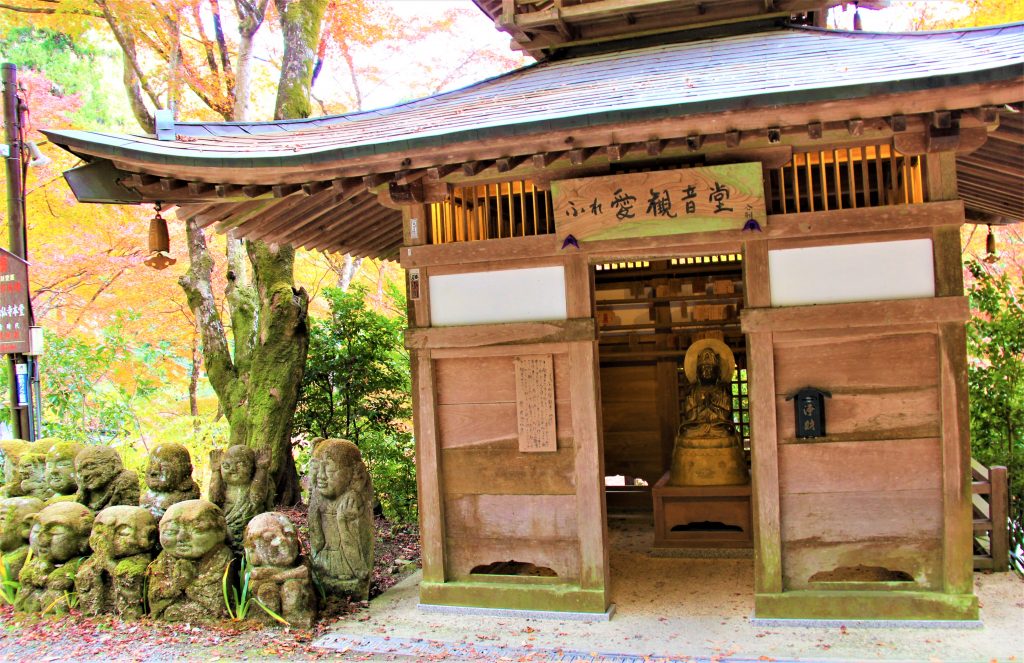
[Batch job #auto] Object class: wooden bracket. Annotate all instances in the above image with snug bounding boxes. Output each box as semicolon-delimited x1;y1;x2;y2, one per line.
301;181;329;196
724;130;741;148
272;183;301;198
685;134;704;152
426;164;461;181
806;122;823;140
567;147;598;166
242;184;270;198
496;155;529;172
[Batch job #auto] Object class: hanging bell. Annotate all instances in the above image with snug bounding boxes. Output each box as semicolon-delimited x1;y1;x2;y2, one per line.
984;225;998;264
144;203;177;270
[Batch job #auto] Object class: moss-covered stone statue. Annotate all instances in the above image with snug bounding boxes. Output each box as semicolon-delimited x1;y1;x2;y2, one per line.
140;443;201;520
0;440;28;497
0;496;44;579
15;501;94;613
308;439;373;601
17;448;51;501
243;512;317;628
147;499;232;622
43;439;82;504
209;445;272;552
75;445;140;511
76;505;158;619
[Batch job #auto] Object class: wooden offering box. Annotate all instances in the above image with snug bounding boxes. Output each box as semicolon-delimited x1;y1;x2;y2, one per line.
652;473;752;549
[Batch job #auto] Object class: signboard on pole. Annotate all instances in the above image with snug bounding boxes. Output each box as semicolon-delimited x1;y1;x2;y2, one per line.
0;247;30;354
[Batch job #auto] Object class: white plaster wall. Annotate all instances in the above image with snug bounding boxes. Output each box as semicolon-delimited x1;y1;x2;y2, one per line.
768;239;935;307
429;266;568;326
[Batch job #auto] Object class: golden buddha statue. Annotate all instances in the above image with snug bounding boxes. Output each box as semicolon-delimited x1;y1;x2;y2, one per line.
669;339;749;486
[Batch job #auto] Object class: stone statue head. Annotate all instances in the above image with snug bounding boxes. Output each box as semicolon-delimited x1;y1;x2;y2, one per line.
17;452;47;497
29;502;94;564
45;440;82;495
91;505;158;560
697;347;721;384
311;439;366;501
220;445;256;487
159;500;227;561
75;446;123;491
146;443;194;492
0;440;27;488
243;512;300;568
0;496;44;552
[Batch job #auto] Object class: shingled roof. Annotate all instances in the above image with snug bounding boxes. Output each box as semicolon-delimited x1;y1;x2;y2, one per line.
46;23;1024;257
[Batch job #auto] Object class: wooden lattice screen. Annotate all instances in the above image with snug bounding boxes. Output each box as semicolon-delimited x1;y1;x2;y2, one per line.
427;180;555;244
767;144;925;215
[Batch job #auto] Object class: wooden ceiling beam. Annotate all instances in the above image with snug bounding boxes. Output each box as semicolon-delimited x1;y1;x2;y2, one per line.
242;184;270;198
301;181;329;196
288;196;381;249
272;183;301;198
426;164;461;180
245;188;339;241
284;193;377;247
212;200;276;233
496;155;529;173
462;160;495;177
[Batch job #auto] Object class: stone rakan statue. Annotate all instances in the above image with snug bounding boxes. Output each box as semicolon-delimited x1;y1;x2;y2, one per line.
17;447;51;501
0;496;44;579
76;505;158;619
43;439;82;504
243;512;317;628
308;439;373;601
140;443;200;520
0;440;28;497
669;339;749;486
147;499;232;622
75;446;140;512
208;445;272;551
15;501;94;614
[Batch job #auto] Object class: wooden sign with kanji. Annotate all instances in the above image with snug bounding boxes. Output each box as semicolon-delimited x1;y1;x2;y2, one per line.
551;162;766;242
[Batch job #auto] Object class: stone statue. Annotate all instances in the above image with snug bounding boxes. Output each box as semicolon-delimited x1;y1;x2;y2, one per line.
140;443;200;520
669;340;749;486
0;440;28;497
308;439;373;601
76;505;158;619
0;496;44;580
243;512;317;629
75;446;140;512
147;499;232;622
15;501;94;613
17;449;51;501
208;445;272;552
43;439;82;504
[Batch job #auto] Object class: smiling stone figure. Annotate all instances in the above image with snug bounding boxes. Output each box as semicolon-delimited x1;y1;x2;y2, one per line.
0;496;44;580
16;448;50;501
243;512;316;628
140;443;200;520
76;505;158;619
15;501;94;613
147;499;232;622
43;439;82;504
75;446;140;512
209;445;272;552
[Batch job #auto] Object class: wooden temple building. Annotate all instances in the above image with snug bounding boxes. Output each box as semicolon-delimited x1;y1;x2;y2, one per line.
47;2;1023;621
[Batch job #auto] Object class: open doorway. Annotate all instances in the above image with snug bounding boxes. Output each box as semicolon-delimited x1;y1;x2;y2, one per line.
592;254;751;547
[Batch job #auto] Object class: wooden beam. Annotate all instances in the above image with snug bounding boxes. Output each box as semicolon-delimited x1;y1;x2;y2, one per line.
405;318;595;350
685;134;704;151
301;181;329;196
362;173;390;190
242;184;270;198
724;130;741;148
412;350;446;584
605;144;625;161
158;178;186;192
271;183;301;198
567;147;598;166
495;155;529;173
646;139;665;156
187;181;214;195
461;160;494;177
741;296;969;333
216;184;242;198
395;169;427;185
532;151;564;169
806;122;823;140
426;164;461;180
847;119;865;136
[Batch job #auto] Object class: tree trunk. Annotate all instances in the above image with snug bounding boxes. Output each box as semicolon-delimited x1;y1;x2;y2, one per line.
274;0;328;121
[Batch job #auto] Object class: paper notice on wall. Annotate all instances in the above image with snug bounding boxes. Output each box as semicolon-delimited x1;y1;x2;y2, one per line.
514;354;557;453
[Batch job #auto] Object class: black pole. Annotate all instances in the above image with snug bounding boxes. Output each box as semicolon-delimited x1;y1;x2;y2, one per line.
3;62;31;441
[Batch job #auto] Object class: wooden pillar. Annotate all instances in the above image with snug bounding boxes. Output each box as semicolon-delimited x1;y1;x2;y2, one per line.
564;253;608;600
743;239;783;594
938;322;973;595
413;349;446;583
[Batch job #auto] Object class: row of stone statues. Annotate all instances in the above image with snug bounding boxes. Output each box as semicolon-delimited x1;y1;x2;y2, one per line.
0;438;373;629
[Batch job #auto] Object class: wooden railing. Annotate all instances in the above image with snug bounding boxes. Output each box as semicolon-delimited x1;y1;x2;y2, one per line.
972;458;1009;572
